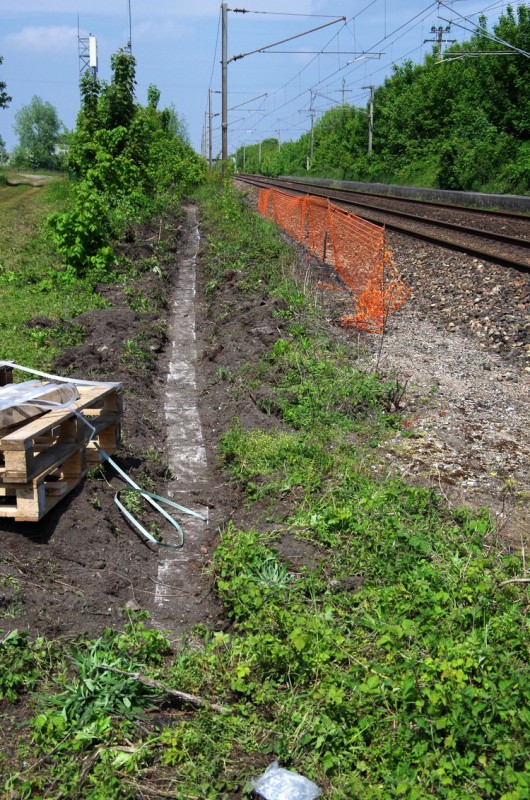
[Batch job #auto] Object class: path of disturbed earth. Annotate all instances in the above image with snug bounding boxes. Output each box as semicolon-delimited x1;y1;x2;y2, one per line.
152;200;529;634
152;205;222;634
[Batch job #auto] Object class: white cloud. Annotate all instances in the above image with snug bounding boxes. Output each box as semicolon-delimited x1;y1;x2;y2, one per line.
133;19;191;43
4;25;78;53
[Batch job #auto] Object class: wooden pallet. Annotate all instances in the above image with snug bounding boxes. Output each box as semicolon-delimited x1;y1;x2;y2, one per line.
0;446;87;522
0;382;122;521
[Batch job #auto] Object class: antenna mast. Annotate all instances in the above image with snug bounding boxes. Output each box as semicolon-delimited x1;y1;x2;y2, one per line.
78;18;98;80
127;0;133;52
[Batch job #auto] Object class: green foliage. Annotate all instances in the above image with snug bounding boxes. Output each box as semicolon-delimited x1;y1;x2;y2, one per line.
262;334;400;431
205;513;530;798
99;51;136;131
11;95;64;170
155;182;530;797
0;177;106;367
47;187;114;277
3;616;171;797
51;50;205;276
252;4;530;192
35;620;168;738
4;181;530;799
0;53;11;110
0;629;52;701
0;55;10;163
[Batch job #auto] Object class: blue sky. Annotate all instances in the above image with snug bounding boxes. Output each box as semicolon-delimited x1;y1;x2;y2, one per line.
0;1;512;157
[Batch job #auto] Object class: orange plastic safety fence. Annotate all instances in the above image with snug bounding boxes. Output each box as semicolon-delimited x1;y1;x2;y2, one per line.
257;187;410;334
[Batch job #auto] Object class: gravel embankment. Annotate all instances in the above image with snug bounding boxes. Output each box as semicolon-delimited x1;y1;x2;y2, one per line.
238;180;530;543
377;233;529;544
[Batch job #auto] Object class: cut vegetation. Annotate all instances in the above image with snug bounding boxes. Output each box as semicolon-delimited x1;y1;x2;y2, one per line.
1;178;529;799
1;48;529;800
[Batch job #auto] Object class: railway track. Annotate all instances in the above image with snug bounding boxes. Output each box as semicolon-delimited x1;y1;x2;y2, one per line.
238;174;530;273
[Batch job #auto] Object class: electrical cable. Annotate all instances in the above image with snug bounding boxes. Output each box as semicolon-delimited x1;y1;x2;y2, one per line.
247;2;438;127
232;10;345;17
1;361;205;549
224;0;511;149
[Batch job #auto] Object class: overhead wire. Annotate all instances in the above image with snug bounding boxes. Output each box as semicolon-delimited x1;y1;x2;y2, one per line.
438;0;530;56
213;0;513;150
232;10;346;17
238;2;439;143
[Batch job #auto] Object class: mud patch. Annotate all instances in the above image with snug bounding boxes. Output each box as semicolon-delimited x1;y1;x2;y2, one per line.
0;208;225;639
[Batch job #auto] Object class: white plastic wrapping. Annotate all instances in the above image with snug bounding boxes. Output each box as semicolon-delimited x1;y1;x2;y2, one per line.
251;761;322;800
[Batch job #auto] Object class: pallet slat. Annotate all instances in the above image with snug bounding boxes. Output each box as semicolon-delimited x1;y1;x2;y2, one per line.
0;446;87;521
0;381;123;521
0;384;122;484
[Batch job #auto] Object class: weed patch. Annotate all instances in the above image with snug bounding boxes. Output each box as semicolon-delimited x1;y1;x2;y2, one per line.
2;179;529;798
0;179;107;367
177;181;530;798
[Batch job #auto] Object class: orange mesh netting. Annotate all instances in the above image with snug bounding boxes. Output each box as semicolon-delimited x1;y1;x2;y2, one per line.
257;187;410;333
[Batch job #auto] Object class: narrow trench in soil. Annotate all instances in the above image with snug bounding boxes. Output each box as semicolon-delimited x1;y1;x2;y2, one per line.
151;205;217;631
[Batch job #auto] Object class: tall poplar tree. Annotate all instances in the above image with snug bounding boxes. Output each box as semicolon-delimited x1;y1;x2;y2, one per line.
0;55;11;163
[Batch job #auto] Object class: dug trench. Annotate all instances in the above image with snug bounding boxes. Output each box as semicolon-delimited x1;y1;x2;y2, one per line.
0;200;312;638
1;188;529;642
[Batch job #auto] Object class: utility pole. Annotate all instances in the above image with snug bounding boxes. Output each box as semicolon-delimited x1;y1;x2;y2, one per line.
258;140;262;169
277;129;281;151
126;0;132;52
342;78;346;105
362;84;375;154
221;3;228;169
208;88;213;169
220;9;343;174
424;25;456;63
308;89;315;170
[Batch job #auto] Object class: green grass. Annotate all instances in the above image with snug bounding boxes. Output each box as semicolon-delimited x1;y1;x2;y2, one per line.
0;178;107;369
2;179;529;798
163;181;530;798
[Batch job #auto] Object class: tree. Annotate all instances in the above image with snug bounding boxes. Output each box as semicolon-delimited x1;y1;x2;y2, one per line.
0;55;11;162
98;50;136;130
160;104;190;145
49;47;205;277
0;55;11;109
12;96;63;169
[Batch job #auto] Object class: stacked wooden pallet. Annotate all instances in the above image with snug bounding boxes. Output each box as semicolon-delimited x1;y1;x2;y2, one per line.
0;381;123;522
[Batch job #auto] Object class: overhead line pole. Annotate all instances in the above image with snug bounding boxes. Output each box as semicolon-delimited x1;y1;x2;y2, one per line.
309;89;315;169
220;9;345;174
362;85;375;154
228;16;346;63
208;88;213;168
221;2;228;169
127;0;132;52
424;25;456;63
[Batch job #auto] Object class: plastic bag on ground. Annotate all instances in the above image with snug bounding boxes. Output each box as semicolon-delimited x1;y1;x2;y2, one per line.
251;760;322;800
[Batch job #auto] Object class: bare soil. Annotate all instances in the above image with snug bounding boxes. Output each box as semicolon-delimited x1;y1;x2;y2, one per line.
0;205;310;641
1;191;529;644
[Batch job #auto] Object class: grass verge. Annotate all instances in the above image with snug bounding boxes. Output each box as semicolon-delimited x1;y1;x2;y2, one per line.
2;179;529;799
0;177;108;368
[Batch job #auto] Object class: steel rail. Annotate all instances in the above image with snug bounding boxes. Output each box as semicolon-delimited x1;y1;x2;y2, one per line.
238;173;530;220
238;174;530;273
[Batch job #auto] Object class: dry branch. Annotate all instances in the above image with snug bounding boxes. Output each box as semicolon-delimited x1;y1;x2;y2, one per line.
499;578;530;587
99;664;231;714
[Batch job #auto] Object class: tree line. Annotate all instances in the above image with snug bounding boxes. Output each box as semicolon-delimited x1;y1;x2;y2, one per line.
1;47;204;276
238;4;530;194
47;50;204;277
